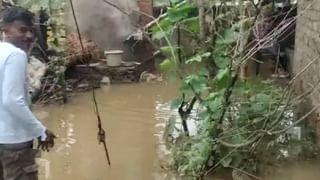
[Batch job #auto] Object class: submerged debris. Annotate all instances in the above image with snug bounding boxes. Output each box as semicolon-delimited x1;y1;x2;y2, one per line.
26;19;159;104
28;56;48;97
139;71;163;83
30;55;157;104
100;76;111;85
33;56;67;104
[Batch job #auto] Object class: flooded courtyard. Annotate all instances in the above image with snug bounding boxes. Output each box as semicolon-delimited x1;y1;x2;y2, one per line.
34;83;320;180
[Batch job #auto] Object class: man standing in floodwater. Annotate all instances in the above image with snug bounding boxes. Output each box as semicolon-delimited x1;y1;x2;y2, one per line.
0;7;56;180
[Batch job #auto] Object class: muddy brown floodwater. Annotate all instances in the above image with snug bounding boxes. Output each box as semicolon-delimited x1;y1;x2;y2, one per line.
33;82;320;180
34;82;179;180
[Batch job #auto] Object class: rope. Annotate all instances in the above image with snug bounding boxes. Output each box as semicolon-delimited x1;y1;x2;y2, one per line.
68;0;111;166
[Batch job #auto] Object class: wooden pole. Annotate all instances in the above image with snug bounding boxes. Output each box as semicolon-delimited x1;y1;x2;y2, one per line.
197;0;206;41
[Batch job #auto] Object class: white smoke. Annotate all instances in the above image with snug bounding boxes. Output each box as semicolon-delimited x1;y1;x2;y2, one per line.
65;0;139;50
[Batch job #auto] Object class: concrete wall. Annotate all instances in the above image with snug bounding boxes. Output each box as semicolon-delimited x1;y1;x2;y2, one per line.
293;0;320;144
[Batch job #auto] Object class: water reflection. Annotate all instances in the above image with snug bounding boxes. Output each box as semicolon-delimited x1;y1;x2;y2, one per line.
35;83;178;180
266;162;320;180
55;114;77;155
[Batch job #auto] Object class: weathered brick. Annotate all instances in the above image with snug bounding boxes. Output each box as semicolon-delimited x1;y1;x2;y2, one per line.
137;0;153;25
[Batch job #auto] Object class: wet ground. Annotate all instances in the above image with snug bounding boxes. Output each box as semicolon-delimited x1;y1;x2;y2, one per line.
34;82;320;180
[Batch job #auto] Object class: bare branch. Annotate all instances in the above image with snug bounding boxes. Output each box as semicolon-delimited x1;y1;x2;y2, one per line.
218;134;262;148
289;55;320;85
102;0;130;16
270;103;320;135
229;166;263;180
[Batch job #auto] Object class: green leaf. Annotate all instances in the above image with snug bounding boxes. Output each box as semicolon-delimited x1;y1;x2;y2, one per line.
206;92;219;101
151;17;171;32
151;27;175;40
181;17;200;33
160;59;174;71
186;55;202;64
160;46;176;57
152;31;167;40
214;44;229;56
207;95;224;113
216;29;240;45
181;74;208;93
201;52;212;58
186;52;211;64
215;55;230;69
151;17;174;40
215;68;230;89
167;3;195;22
198;67;209;77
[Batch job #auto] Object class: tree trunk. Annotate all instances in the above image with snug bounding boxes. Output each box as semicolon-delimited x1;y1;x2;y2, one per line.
238;0;250;79
197;0;206;41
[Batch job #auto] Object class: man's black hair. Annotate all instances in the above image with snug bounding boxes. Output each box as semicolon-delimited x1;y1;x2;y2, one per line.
2;7;34;27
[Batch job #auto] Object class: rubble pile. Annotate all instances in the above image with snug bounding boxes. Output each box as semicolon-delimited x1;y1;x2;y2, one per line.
32;56;68;104
29;31;158;104
65;33;103;66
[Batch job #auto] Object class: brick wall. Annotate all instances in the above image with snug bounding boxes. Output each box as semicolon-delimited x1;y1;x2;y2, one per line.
137;0;153;25
294;0;320;145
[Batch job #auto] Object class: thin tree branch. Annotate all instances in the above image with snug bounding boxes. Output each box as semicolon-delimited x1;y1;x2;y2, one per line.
230;166;262;180
102;0;130;16
270;103;320;135
289;55;320;85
